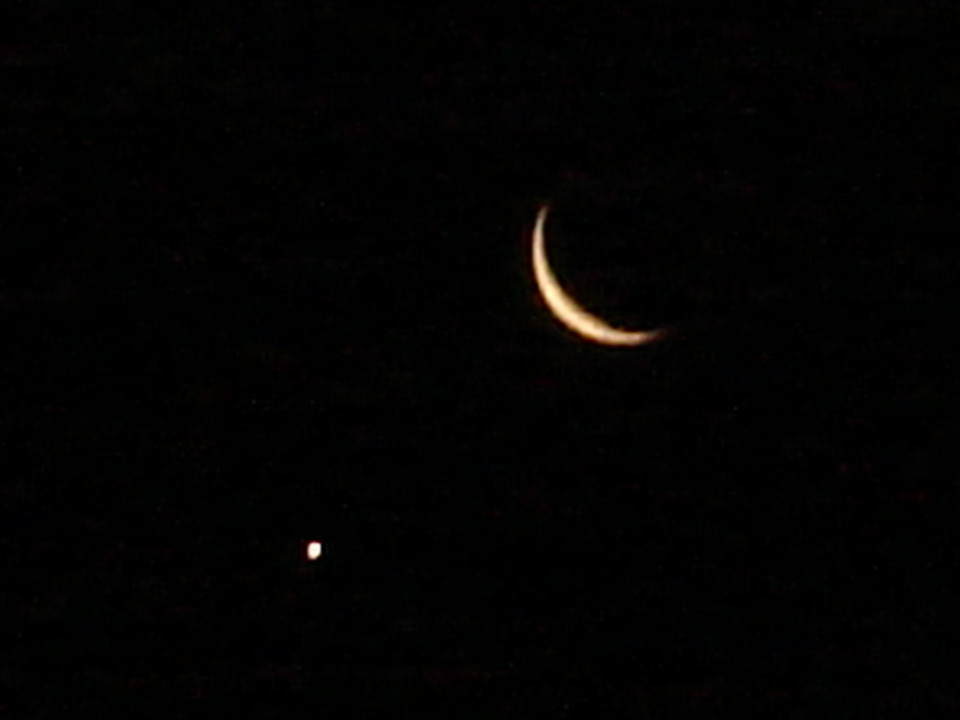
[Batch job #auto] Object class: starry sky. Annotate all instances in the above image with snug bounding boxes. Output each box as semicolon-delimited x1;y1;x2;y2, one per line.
4;2;960;715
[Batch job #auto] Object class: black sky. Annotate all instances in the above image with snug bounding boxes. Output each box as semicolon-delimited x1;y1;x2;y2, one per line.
4;2;960;715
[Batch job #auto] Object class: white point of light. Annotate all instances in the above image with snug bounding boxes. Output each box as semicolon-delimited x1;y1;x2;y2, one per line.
532;205;665;347
306;541;322;560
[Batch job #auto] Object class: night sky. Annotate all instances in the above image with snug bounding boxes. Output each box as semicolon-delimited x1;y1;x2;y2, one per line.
4;2;960;715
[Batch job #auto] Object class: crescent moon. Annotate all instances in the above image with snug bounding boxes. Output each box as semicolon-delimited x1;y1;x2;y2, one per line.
532;205;664;346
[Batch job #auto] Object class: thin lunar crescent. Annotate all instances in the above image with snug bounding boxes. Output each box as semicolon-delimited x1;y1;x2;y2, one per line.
532;205;664;347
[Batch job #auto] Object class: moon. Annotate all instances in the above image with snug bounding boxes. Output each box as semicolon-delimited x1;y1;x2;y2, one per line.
532;205;665;346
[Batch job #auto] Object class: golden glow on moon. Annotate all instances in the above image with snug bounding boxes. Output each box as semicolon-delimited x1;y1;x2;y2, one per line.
532;205;665;346
306;541;322;560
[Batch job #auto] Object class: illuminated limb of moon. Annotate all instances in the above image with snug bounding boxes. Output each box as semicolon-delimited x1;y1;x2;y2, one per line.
532;205;665;347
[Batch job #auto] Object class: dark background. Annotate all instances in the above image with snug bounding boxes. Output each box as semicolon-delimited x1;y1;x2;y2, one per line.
3;1;960;716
